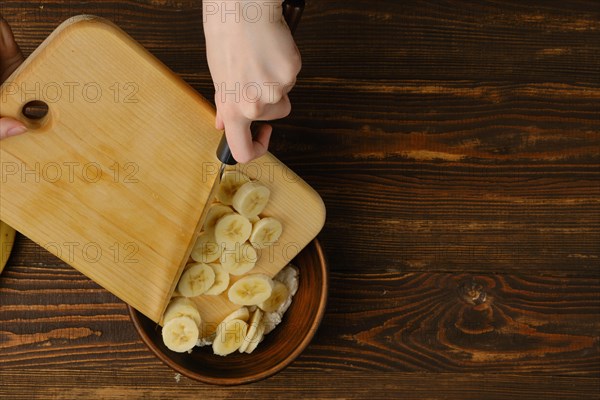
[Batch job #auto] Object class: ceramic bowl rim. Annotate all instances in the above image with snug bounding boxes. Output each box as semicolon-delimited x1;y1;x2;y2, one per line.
128;238;328;385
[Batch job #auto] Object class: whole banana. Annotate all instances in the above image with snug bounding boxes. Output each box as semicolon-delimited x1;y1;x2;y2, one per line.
0;221;16;274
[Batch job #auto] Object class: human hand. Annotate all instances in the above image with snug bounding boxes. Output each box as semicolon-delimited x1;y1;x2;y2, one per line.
203;0;301;163
0;16;26;140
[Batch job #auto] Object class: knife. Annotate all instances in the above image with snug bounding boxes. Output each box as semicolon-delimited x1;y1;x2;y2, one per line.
215;0;305;176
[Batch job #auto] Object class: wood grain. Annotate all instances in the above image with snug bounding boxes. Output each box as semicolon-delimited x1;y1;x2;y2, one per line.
0;0;599;397
1;262;598;375
0;370;599;400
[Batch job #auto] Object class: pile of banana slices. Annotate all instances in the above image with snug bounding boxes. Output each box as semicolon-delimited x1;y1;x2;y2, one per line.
161;171;298;356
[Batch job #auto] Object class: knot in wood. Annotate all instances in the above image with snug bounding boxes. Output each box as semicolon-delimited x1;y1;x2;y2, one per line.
458;279;487;306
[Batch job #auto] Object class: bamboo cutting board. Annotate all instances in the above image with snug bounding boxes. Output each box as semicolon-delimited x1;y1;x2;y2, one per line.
0;16;325;325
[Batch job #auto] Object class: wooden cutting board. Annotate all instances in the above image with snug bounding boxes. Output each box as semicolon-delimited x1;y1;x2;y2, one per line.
0;16;325;326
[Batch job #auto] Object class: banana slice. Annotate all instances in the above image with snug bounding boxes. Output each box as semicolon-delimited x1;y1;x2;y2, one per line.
216;171;250;205
203;204;234;232
232;182;271;219
248;215;260;224
162;316;200;353
244;322;265;354
228;273;274;306
177;263;216;297
0;221;16;274
214;214;252;249
220;242;257;276
222;306;250;324
239;308;263;353
250;217;283;248
204;263;230;295
190;231;221;264
162;297;202;327
212;318;248;356
258;280;290;313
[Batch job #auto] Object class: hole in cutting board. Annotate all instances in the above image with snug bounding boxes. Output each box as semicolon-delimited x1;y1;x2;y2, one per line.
21;100;50;120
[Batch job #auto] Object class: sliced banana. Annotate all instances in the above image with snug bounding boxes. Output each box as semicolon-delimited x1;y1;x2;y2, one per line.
203;204;234;232
204;263;230;295
214;213;252;249
216;171;250;205
228;273;274;306
162;316;200;353
212;318;248;356
232;182;271;219
250;217;283;248
162;297;202;328
258;280;290;313
177;263;216;297
244;322;265;354
190;231;221;264
0;221;16;274
220;242;257;276
222;306;250;324
239;308;263;353
248;215;260;224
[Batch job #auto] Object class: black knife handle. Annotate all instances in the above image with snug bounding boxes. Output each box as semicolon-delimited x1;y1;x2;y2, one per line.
216;129;238;166
216;0;305;166
283;0;305;35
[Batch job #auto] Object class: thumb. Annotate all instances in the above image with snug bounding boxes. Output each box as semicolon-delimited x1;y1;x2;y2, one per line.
223;117;254;164
0;117;27;140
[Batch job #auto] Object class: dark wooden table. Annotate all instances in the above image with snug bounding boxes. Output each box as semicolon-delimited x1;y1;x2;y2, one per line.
1;1;599;398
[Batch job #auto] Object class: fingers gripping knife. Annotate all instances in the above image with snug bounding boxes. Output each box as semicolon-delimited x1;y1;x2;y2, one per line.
215;0;305;175
0;0;322;326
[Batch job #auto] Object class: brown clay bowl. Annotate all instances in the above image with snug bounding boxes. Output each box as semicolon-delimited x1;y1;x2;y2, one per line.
128;239;328;385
